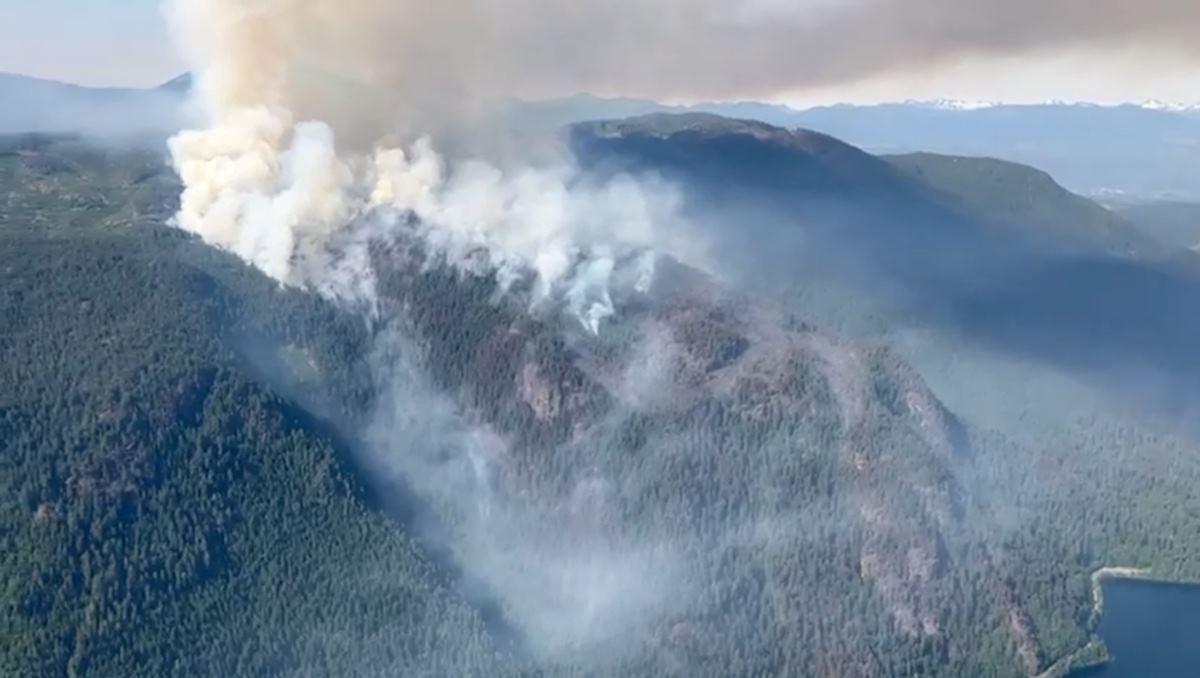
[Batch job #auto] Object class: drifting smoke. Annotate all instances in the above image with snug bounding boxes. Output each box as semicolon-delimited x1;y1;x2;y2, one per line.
165;0;1200;109
166;0;699;324
364;331;686;661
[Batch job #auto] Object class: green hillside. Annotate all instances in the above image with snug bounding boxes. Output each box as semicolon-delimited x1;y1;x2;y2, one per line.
883;153;1157;257
3;131;1200;678
1116;200;1200;251
0;136;513;677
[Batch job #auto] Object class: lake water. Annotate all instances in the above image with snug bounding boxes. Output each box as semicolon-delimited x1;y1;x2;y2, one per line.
1074;578;1200;677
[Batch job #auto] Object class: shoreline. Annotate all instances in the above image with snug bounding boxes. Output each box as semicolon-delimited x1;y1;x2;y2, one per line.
1036;566;1152;678
1040;566;1200;677
1088;567;1152;619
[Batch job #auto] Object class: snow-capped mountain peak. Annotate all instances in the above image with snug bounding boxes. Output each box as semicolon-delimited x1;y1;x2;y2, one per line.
1139;99;1200;112
905;98;1002;111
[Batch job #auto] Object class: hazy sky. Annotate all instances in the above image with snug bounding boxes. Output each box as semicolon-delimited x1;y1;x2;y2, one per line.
0;0;184;87
2;0;1199;105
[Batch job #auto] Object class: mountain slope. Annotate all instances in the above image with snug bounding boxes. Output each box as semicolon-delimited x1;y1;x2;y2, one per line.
518;96;1200;199
883;153;1158;257
366;133;1200;676
5;125;1200;678
572;114;1200;418
0;137;516;677
571;113;1004;291
790;103;1200;199
1115;200;1200;251
2;132;1010;676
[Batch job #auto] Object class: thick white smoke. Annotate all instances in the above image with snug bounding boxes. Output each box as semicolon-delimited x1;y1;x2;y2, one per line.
165;0;702;331
170;106;683;319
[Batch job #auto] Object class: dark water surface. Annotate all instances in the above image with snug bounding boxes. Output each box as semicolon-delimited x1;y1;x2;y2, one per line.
1074;578;1200;677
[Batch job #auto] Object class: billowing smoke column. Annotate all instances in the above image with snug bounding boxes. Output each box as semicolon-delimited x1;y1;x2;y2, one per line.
165;0;690;327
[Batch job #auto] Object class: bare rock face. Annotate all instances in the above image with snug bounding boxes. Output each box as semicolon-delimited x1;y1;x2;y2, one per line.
1008;604;1044;676
518;361;562;422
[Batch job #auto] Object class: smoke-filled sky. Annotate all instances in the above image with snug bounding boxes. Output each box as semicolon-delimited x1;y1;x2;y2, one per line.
3;0;1200;104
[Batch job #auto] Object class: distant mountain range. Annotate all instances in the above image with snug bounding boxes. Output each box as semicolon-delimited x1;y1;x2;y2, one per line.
5;69;1200;199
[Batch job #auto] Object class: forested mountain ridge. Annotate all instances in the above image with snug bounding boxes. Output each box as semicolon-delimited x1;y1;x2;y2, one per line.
572;113;1176;264
572;114;1200;424
1116;200;1200;251
3;127;1200;677
528;95;1200;200
882;153;1159;257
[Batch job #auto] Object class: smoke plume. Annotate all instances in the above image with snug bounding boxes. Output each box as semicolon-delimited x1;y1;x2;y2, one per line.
165;0;1199;308
166;1;702;324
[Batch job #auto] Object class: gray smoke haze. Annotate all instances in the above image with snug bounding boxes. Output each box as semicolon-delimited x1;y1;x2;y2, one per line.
362;326;690;665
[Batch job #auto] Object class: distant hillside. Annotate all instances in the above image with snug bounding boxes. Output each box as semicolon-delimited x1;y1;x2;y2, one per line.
572;114;1200;422
883;153;1158;257
571;112;1132;281
521;96;1200;200
0;72;190;138
576;113;917;197
791;103;1200;200
1115;201;1200;251
513;94;803;131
